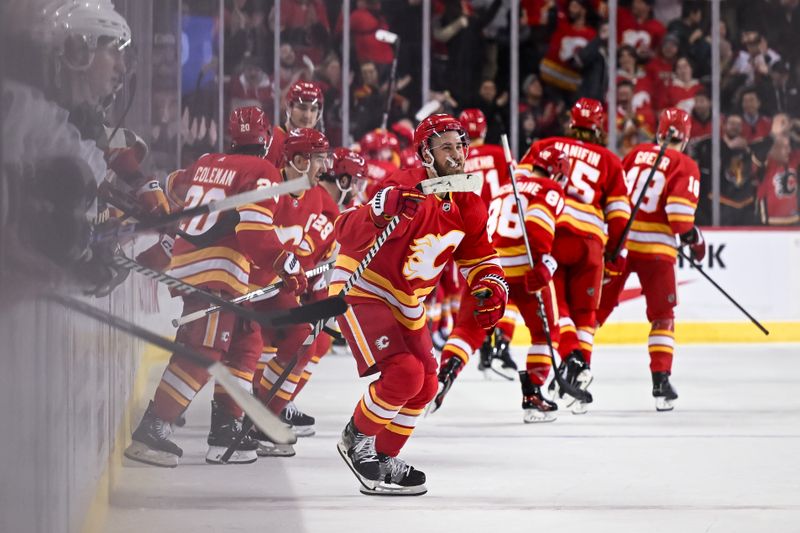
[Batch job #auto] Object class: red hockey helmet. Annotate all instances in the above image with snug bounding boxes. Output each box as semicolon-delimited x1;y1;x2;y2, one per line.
282;128;330;166
286;80;324;108
657;107;692;146
531;146;571;188
391;120;415;147
359;129;400;160
458;108;488;140
229;106;270;149
414;113;468;162
570;97;606;135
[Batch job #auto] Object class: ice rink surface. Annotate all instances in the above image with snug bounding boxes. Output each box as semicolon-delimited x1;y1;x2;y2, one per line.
107;344;800;533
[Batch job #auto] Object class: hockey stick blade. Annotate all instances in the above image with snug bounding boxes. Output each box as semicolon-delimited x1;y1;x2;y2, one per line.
93;176;312;243
47;293;295;445
418;173;480;194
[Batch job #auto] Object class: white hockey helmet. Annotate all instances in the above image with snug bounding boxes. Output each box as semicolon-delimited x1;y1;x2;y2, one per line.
37;1;132;70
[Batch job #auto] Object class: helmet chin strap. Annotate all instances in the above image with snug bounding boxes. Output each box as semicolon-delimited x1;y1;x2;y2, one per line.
289;158;311;181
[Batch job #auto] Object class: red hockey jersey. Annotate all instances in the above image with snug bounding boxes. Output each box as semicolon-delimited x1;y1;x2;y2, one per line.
622;143;701;262
519;137;630;251
266;125;287;168
166;153;286;296
464;143;511;208
363;159;399;201
488;175;565;280
330;167;503;331
758;158;800;225
540;20;596;92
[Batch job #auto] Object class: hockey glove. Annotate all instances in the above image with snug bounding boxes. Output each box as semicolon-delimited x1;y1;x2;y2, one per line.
369;186;426;227
273;250;308;295
135;233;175;271
603;248;628;281
524;254;558;294
471;274;509;330
680;226;706;262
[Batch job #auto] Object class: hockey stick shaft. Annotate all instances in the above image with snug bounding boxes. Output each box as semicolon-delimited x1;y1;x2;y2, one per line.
93;176;311;243
47;293;296;444
380;39;401;131
114;254;345;328
678;248;769;335
171;261;335;327
610;130;674;261
500;135;591;402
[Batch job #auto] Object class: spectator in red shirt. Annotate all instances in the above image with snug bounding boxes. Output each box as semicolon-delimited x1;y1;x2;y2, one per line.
274;0;330;64
340;0;395;80
688;86;712;157
228;55;273;118
618;0;666;61
615;79;655;156
741;88;772;144
540;0;596;95
645;32;680;111
617;44;654;115
664;56;702;113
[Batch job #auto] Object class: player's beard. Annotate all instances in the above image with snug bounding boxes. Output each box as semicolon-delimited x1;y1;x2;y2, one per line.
433;156;464;177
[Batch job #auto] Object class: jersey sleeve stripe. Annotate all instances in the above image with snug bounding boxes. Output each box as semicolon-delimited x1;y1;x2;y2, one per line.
665;203;696;216
604;200;631;214
526;215;556;236
666;196;697;207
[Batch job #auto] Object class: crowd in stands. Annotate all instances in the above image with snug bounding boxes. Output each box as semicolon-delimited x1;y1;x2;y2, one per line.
178;0;800;226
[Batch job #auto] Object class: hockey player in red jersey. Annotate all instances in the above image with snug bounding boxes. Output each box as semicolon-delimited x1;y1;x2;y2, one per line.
124;106;306;467
519;98;631;414
432;147;570;422
359;128;402;201
248;128;336;455
265;81;324;166
596;108;705;411
256;147;366;444
332;114;508;495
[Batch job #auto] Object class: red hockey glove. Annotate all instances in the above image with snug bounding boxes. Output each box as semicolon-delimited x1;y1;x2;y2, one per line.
603;248;628;281
135;233;175;271
524;253;558;294
680;226;706;262
273;250;308;295
369;186;426;227
471;274;509;330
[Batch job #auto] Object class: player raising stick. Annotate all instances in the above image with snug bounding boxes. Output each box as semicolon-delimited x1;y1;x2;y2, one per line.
331;114;508;496
596;107;705;411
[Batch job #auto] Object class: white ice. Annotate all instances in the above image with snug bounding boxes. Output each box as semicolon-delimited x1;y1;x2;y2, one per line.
107;343;800;533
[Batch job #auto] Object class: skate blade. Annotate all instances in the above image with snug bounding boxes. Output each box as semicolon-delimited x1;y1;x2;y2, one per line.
489;359;516;381
478;367;493;380
523;410;557;424
205;445;257;464
655;397;675;411
336;442;378;491
257;441;296;457
564;372;594;408
360;482;427;496
293;426;316;438
123;441;179;468
570;401;589;415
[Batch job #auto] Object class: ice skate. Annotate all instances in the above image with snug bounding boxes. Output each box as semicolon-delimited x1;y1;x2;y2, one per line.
519;371;557;423
425;356;463;415
488;332;517;381
253;426;296;457
360;454;427;496
205;401;258;464
337;418;380;491
652;371;678;411
280;401;315;437
550;350;594;413
124;401;183;468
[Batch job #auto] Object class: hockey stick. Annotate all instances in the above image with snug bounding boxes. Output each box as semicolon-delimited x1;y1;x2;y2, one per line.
171;261;335;327
678;247;769;335
92;176;312;244
377;30;400;131
609;129;675;261
500;135;591;402
221;215;403;461
113;254;346;328
47;293;296;445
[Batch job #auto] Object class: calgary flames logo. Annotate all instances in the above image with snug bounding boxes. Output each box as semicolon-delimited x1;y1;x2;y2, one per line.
402;230;464;281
